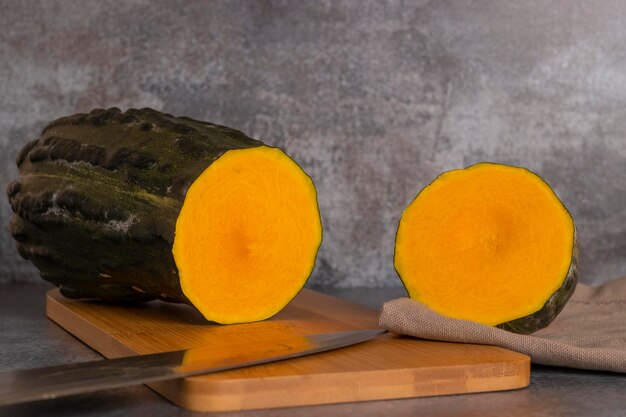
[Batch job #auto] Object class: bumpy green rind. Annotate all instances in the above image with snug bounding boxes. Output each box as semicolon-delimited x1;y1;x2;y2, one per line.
7;107;262;304
496;230;579;334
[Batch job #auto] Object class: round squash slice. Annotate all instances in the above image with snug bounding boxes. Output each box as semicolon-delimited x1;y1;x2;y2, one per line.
394;163;577;334
8;108;322;324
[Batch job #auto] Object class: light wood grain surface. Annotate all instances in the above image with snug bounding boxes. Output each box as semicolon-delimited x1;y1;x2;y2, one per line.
46;288;530;411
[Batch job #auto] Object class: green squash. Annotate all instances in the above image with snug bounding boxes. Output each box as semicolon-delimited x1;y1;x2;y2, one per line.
8;108;322;324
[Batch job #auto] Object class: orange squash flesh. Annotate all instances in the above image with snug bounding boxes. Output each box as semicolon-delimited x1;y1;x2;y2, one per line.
394;163;575;326
173;146;322;324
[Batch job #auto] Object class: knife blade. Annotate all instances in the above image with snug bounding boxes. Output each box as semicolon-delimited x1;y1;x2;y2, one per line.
0;328;385;406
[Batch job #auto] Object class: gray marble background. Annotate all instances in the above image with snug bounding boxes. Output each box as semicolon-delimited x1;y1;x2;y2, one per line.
1;0;625;287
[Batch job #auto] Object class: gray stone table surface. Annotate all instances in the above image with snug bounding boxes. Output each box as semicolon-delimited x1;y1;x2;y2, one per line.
0;282;625;417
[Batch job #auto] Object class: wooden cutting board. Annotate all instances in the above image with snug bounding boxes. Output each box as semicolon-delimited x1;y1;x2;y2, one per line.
46;288;529;412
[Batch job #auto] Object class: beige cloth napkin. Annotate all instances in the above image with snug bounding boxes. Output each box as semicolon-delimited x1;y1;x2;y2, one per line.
379;276;626;372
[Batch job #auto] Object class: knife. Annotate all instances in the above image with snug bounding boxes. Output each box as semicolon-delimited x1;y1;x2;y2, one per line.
0;328;385;406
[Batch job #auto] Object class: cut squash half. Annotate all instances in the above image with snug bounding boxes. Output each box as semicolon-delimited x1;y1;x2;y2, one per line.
173;146;322;324
10;108;323;326
394;163;577;334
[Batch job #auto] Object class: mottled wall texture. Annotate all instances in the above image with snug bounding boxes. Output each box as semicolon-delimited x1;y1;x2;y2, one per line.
1;0;625;286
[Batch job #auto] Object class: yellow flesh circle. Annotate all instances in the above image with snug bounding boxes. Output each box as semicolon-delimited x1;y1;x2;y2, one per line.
173;146;322;324
394;163;575;325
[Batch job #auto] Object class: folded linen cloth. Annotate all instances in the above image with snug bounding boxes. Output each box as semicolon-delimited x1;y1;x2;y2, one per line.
379;276;626;372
